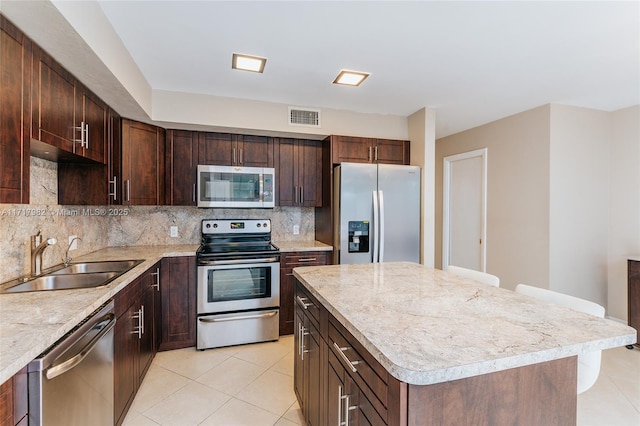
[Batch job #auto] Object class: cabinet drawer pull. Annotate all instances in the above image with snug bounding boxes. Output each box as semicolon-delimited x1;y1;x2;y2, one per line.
297;258;317;262
333;342;359;373
296;295;313;310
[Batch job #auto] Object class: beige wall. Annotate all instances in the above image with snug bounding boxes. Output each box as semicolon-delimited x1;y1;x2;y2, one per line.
152;90;409;140
436;103;640;319
549;105;611;305
435;105;551;291
408;108;437;267
608;105;640;320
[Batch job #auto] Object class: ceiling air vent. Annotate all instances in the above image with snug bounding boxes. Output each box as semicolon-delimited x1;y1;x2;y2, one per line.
288;107;321;127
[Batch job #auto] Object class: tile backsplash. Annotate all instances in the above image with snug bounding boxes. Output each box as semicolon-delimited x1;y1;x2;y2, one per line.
0;157;316;283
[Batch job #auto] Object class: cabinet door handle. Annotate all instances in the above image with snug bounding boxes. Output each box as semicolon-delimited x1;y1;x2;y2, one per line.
151;268;160;291
333;342;359;373
84;123;89;148
140;304;145;336
192;183;196;203
300;324;309;360
368;146;372;162
132;308;142;339
74;122;84;149
296;295;313;310
109;176;117;201
233;148;237;165
295;186;298;204
300;186;304;204
125;179;131;202
374;145;378;162
239;148;243;165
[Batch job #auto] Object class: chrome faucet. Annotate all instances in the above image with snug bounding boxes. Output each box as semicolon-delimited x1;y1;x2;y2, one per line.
31;232;57;276
64;237;82;266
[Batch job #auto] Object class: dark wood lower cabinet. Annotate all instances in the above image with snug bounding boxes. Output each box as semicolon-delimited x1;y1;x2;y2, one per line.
629;260;640;347
294;279;579;426
0;367;27;426
280;251;329;335
114;262;161;426
294;285;322;426
159;256;196;351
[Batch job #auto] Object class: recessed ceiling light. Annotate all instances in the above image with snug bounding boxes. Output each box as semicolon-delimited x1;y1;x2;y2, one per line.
232;53;267;73
333;69;370;86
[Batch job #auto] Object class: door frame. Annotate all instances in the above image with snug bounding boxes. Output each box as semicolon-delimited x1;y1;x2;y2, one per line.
442;148;488;271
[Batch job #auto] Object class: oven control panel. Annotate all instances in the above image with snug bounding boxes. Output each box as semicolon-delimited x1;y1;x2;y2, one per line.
202;219;271;234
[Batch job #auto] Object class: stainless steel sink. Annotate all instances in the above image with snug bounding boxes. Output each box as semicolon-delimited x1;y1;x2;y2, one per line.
49;260;143;275
2;272;121;293
0;259;144;293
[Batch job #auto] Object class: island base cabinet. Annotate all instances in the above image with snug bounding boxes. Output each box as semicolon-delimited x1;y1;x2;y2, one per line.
406;356;577;426
327;350;386;426
294;278;580;426
294;292;322;426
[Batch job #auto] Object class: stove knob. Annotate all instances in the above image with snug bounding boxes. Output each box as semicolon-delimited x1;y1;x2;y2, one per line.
263;222;268;228
213;224;218;228
257;223;261;227
205;223;211;229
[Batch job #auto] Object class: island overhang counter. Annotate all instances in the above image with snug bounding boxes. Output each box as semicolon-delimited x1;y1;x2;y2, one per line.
292;262;636;426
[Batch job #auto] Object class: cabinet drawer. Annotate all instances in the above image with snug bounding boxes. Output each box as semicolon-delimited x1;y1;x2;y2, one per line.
329;320;388;420
283;251;329;267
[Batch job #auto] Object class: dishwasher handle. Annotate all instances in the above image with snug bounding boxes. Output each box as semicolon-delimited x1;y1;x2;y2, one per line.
45;313;115;380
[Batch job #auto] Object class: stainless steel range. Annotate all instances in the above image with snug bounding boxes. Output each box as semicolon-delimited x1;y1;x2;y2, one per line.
196;219;280;350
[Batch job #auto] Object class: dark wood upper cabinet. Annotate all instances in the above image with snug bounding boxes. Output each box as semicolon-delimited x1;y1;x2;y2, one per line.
238;134;273;167
121;119;165;205
199;132;273;167
0;16;30;204
166;130;198;206
77;87;108;163
275;138;322;207
30;41;107;164
330;135;409;165
31;44;77;153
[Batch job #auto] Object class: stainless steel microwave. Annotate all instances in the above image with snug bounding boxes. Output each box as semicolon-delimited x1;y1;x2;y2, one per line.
197;165;275;208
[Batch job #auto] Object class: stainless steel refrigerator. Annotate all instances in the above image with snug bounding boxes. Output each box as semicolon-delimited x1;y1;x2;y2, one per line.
333;162;421;264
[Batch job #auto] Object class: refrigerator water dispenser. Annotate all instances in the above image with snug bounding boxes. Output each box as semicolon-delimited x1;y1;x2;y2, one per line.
348;221;369;253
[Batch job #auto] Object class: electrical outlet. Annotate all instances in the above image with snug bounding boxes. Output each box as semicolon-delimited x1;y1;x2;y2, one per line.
68;235;78;251
170;226;178;237
293;225;300;235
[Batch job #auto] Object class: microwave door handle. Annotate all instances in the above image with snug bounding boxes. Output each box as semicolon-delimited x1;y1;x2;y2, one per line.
372;190;379;263
259;173;264;202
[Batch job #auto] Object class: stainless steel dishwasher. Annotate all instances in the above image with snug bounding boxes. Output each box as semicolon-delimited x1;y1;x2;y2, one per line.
28;301;115;426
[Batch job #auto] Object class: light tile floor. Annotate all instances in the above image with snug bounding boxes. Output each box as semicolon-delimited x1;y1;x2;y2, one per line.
123;337;639;426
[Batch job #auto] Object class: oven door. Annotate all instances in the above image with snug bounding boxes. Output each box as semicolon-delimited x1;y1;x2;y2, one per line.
197;258;280;314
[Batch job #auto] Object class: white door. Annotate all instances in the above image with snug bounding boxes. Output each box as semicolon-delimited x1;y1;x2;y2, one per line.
443;148;487;271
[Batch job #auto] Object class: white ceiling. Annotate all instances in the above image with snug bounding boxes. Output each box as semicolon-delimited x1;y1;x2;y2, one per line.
5;1;640;138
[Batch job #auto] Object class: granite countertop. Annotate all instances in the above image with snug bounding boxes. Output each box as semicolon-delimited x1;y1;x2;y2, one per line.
0;245;198;384
273;240;332;252
293;262;637;386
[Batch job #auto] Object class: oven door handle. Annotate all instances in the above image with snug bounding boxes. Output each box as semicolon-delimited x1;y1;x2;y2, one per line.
198;257;279;266
198;310;278;323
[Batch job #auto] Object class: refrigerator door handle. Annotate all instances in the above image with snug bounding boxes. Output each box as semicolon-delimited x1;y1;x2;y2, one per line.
379;190;385;262
372;190;380;262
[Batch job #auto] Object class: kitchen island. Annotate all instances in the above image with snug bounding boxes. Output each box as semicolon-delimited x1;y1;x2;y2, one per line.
292;262;636;426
